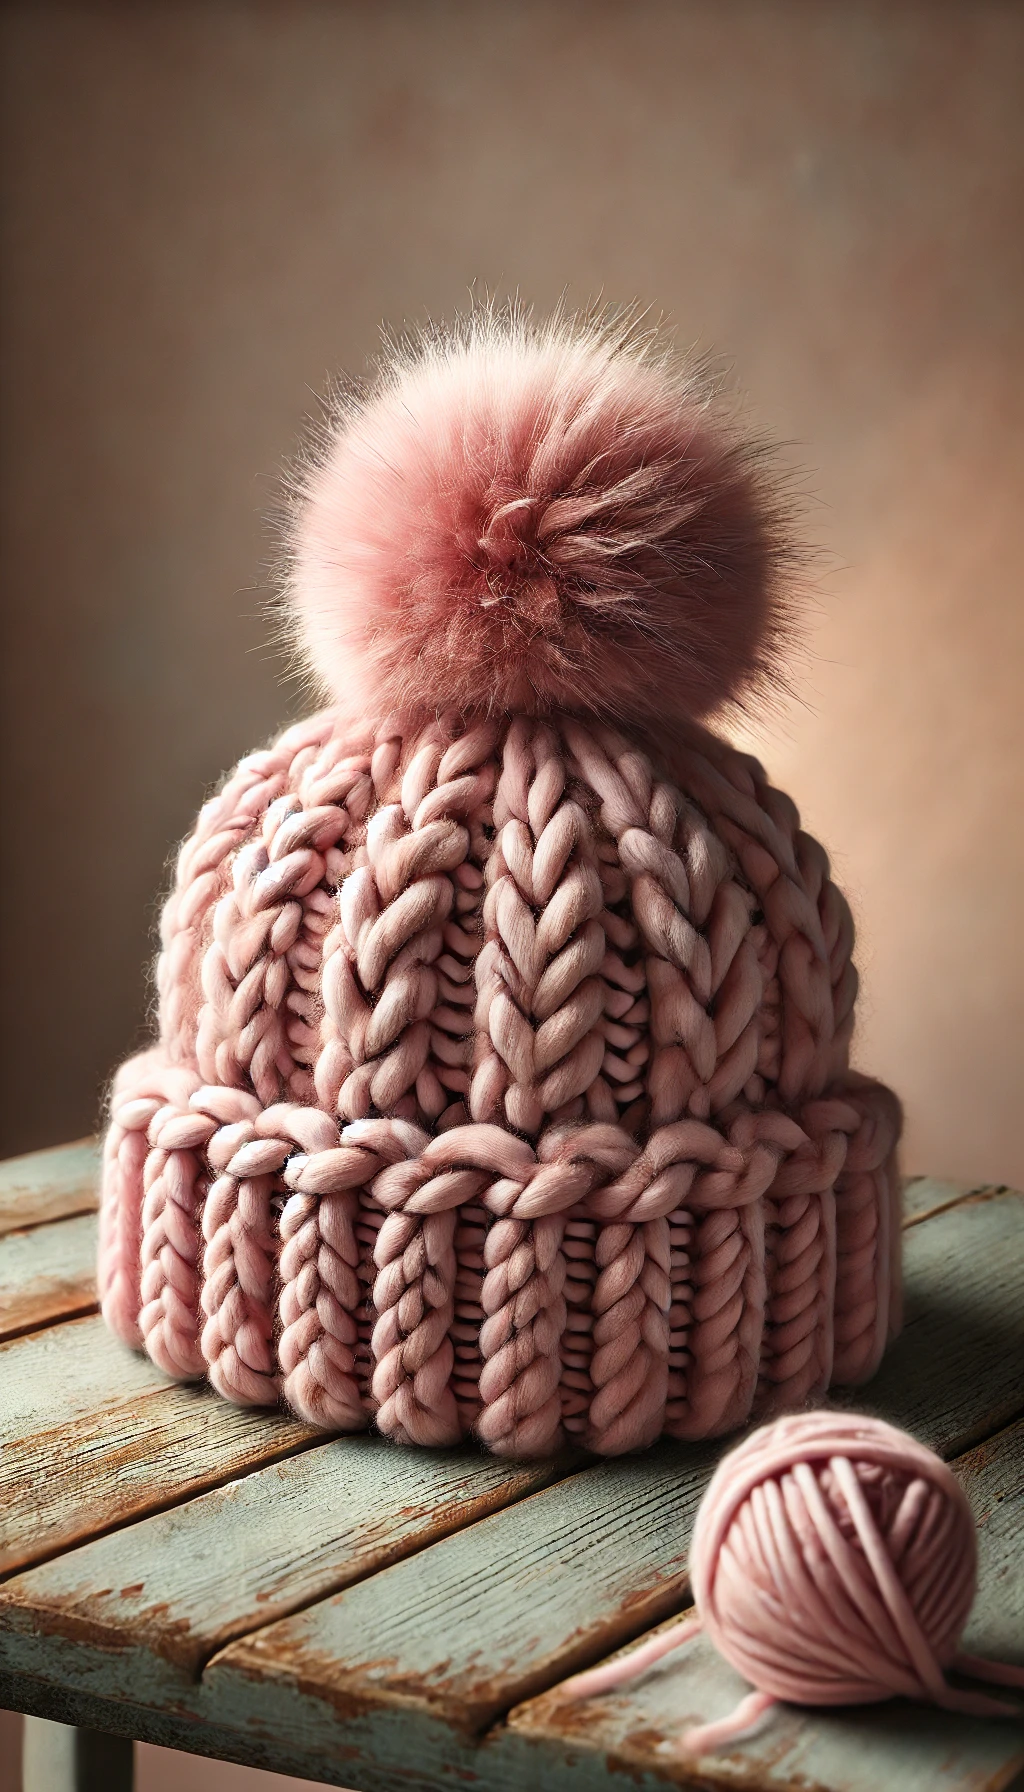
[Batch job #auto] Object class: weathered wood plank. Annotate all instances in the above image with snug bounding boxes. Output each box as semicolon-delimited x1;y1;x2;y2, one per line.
901;1175;998;1225
507;1625;1024;1792
0;1437;570;1710
875;1173;1016;1232
0;1140;100;1236
0;1166;1019;1792
837;1188;1024;1457
506;1416;1024;1792
0;1314;317;1573
207;1444;717;1734
2;1311;176;1438
0;1672;342;1789
192;1187;1024;1778
3;1659;1021;1792
0;1213;98;1341
958;1418;1024;1667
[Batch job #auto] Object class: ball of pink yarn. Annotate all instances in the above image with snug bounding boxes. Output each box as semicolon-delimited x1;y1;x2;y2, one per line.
562;1409;1023;1753
690;1411;986;1713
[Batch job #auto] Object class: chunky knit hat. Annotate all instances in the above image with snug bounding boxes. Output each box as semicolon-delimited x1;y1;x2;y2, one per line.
99;310;902;1457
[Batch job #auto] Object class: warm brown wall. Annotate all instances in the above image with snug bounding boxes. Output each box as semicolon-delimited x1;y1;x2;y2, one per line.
2;0;1022;1191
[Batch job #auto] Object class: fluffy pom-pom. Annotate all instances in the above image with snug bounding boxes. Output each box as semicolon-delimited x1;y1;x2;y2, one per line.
284;306;800;728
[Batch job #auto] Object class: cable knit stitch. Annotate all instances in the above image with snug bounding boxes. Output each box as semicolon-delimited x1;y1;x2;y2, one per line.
99;313;905;1455
101;711;901;1457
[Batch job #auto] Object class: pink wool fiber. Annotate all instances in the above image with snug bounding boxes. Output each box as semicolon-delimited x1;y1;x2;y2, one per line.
561;1411;1024;1752
100;309;902;1458
286;307;798;731
99;708;901;1456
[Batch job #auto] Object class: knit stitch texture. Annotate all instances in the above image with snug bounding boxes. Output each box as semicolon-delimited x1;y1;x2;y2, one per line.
100;707;902;1455
100;308;902;1455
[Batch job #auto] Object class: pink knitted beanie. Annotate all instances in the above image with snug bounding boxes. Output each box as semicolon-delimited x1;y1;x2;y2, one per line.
99;309;902;1457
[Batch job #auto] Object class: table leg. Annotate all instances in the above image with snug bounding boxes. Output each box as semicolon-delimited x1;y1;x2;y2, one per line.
22;1716;134;1791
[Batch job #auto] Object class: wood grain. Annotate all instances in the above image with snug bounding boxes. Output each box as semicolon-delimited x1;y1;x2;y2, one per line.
901;1175;998;1225
958;1418;1024;1668
837;1188;1024;1457
0;1145;1020;1792
0;1670;378;1789
2;1661;1021;1792
0;1212;98;1341
213;1442;722;1730
0;1314;317;1573
0;1438;570;1708
0;1140;100;1237
508;1416;1024;1792
508;1624;1024;1792
195;1186;1024;1787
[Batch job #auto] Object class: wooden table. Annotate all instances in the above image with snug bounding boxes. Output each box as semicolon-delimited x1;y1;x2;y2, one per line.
1;1141;1022;1792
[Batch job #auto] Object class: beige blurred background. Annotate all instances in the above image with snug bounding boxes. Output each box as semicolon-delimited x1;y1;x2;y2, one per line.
0;2;1022;1787
4;0;1023;1187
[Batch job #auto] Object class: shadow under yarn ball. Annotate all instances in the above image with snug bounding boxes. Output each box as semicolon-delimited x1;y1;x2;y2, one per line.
559;1412;1024;1753
98;305;902;1459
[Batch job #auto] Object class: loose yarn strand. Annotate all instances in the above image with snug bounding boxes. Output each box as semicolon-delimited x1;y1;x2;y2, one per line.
951;1653;1024;1698
562;1613;1023;1743
559;1616;702;1702
680;1687;778;1754
558;1413;1024;1752
558;1613;780;1753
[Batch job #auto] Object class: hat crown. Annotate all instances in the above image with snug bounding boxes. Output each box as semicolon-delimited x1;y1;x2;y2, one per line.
159;707;852;1135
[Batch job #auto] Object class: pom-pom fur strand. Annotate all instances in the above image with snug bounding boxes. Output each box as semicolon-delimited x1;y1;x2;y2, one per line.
283;304;802;730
